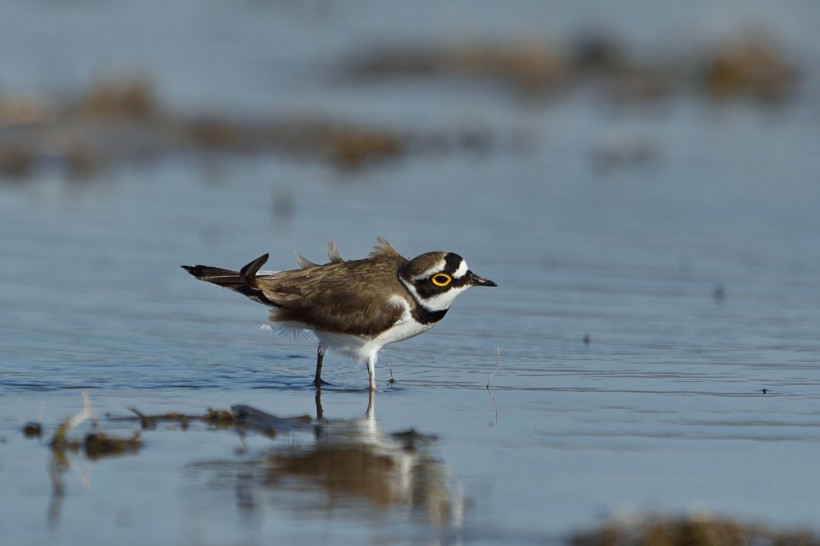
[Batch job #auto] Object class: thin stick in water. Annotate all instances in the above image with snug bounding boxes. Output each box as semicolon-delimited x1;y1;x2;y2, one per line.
486;347;500;389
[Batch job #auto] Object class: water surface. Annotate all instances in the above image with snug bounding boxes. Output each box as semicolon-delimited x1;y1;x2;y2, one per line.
3;2;820;545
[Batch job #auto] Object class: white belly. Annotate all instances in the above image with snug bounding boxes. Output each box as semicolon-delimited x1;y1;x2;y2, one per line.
314;296;433;362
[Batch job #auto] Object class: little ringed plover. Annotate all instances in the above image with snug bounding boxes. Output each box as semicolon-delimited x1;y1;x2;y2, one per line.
182;238;496;391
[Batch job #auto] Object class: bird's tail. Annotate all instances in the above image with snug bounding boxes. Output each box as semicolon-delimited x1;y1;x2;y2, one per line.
181;254;277;305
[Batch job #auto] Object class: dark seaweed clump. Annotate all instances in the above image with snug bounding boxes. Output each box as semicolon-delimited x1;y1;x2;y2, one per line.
570;515;820;546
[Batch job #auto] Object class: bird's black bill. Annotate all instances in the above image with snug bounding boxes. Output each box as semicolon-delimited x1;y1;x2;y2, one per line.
469;273;497;287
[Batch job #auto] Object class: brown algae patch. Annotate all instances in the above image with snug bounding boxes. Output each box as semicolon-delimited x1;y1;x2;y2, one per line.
81;432;143;460
0;31;799;180
699;38;798;102
48;416;143;460
0;78;498;180
570;515;820;546
347;39;569;96
345;32;798;104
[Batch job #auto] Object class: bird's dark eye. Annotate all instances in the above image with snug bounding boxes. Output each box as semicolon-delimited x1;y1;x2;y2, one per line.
431;273;452;287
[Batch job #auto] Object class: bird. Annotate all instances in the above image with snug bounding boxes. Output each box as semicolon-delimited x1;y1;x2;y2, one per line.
181;238;496;391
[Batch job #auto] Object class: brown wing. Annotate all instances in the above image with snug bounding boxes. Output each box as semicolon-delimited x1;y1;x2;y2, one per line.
254;252;409;336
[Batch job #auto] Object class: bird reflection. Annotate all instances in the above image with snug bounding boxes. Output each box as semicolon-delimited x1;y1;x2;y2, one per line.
226;391;461;528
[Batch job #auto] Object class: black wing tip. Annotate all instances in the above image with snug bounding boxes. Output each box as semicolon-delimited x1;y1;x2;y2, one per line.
239;253;269;278
181;264;207;279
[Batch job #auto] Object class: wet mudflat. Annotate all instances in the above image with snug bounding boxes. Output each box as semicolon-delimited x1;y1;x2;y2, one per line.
3;2;820;545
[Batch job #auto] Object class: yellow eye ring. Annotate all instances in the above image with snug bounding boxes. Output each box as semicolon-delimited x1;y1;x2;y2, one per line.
431;273;452;287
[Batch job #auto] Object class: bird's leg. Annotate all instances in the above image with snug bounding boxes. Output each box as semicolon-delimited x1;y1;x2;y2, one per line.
313;345;326;389
366;355;376;392
315;388;324;420
365;389;375;418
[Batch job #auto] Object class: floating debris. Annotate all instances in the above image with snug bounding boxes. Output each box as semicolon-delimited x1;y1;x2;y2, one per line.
83;431;142;460
44;394;142;461
486;347;501;389
205;407;238;428
113;406;238;430
387;361;396;385
22;422;43;439
49;393;94;453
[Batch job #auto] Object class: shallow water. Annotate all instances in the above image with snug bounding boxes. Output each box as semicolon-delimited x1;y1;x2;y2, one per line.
3;2;820;546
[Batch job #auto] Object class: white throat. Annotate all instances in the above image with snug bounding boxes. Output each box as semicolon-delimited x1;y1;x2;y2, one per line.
400;277;470;312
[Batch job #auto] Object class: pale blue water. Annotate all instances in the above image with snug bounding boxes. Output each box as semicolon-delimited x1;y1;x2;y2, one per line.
2;2;820;545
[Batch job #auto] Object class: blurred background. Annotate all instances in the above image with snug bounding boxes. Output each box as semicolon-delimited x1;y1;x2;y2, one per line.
2;1;820;545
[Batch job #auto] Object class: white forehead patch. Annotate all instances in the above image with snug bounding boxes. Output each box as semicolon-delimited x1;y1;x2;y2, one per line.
410;258;447;281
453;259;469;279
